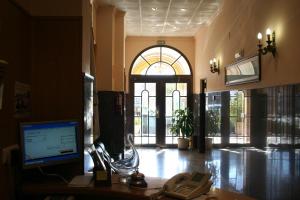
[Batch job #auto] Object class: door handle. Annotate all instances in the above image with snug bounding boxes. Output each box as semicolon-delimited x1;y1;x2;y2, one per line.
156;109;160;118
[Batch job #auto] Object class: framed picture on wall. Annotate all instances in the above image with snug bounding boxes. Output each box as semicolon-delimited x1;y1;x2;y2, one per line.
225;55;260;86
14;82;31;117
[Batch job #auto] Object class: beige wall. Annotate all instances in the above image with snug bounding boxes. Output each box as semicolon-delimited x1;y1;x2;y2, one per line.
125;36;195;93
82;0;92;74
95;6;114;91
95;5;125;91
194;0;300;93
114;10;125;91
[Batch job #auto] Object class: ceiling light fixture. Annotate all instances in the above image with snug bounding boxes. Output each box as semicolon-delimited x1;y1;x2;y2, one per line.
180;8;186;12
152;7;158;11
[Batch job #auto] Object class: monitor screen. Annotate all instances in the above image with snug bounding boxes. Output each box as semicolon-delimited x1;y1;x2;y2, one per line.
20;120;81;169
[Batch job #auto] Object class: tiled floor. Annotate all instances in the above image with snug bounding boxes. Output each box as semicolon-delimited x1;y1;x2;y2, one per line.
137;147;300;200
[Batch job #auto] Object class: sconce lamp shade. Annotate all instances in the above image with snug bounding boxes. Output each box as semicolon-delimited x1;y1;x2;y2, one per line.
257;32;262;40
266;28;272;36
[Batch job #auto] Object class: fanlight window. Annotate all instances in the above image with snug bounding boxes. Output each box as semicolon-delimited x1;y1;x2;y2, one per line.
131;46;191;75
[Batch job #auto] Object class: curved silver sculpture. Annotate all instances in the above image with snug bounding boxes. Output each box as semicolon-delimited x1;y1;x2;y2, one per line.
95;133;139;176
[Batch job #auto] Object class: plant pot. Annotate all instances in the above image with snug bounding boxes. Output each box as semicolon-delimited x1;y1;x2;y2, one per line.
177;138;189;150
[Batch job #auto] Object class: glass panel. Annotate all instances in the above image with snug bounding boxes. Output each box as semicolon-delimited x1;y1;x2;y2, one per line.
142;137;148;144
230;117;237;135
165;117;173;136
149;117;156;136
134;117;141;136
146;62;175;75
177;83;187;96
180;97;187;110
134;97;141;116
131;56;150;75
230;137;237;143
142;115;148;136
161;47;181;65
230;90;238;96
134;83;145;96
229;91;249;144
166;83;176;96
173;56;191;75
134;137;141;144
146;83;156;96
141;47;160;65
165;137;172;144
149;97;156;116
165;97;172;117
172;137;178;144
149;137;156;144
173;90;180;112
141;91;149;136
230;96;238;116
212;137;221;144
142;91;149;114
205;92;222;144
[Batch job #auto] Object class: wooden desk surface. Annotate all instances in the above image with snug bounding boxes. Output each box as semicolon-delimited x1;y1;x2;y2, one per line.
22;175;255;200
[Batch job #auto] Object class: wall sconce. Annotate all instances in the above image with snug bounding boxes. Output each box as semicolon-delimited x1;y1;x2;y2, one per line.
209;58;219;73
257;28;276;56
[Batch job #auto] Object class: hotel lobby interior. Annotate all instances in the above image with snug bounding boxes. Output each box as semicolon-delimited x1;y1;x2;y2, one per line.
1;0;300;199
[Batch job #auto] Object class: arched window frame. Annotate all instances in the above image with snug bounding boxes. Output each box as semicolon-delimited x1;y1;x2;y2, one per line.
130;45;192;76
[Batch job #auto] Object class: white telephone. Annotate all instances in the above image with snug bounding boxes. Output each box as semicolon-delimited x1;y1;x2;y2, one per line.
163;172;212;200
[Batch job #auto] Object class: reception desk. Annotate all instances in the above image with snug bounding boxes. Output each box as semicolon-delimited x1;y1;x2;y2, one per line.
22;175;255;200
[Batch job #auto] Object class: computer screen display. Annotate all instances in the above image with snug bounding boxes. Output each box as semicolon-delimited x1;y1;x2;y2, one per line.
20;120;81;169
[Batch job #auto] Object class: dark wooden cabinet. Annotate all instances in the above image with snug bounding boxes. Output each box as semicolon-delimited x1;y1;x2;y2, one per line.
97;91;124;160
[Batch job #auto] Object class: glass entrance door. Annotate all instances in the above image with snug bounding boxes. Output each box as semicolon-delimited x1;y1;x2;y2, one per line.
133;82;157;145
133;81;188;146
165;83;188;145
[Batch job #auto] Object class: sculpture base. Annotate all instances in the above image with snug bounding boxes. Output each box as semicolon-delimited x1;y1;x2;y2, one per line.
129;171;148;188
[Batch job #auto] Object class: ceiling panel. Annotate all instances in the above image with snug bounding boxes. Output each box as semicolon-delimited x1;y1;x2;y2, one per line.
96;0;222;36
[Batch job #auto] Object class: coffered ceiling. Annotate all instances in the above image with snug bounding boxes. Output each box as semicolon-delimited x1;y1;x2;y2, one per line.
95;0;222;36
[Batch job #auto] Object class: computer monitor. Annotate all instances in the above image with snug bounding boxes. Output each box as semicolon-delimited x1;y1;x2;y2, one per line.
20;120;81;169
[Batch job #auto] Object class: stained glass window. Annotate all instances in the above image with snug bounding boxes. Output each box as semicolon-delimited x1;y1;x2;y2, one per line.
131;46;191;75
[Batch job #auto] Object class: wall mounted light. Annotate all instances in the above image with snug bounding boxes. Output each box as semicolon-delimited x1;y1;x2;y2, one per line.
209;58;219;73
257;28;276;56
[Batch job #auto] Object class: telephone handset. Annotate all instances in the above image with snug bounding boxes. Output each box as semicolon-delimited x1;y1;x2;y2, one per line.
163;172;212;200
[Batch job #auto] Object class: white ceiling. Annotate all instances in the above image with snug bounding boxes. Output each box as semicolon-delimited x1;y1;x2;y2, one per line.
95;0;222;37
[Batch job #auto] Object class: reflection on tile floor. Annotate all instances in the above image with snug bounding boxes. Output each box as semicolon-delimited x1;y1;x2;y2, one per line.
137;147;300;200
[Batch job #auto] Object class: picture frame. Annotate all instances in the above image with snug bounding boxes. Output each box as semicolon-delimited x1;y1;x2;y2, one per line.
225;55;261;86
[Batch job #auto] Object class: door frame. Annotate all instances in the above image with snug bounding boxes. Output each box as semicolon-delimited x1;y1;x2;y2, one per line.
129;75;193;147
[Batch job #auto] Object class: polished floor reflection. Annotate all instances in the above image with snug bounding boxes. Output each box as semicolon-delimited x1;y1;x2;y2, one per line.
137;147;300;200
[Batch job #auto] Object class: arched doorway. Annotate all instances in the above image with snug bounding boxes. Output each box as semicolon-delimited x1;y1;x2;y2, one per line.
129;45;193;147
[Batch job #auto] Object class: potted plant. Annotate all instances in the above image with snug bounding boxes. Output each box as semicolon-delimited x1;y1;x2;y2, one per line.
170;108;194;150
